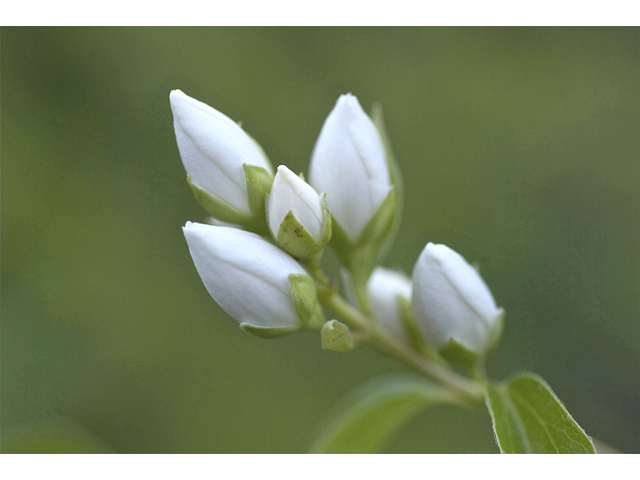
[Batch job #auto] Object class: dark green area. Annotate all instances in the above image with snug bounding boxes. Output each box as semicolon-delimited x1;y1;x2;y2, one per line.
2;27;638;453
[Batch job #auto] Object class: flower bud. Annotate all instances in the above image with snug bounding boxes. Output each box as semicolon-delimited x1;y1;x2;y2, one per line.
267;165;331;260
411;243;504;358
367;267;412;344
170;90;273;230
183;222;324;337
309;93;392;245
321;320;353;352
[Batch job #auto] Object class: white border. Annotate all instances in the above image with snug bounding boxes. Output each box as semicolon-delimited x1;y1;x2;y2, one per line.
2;1;640;26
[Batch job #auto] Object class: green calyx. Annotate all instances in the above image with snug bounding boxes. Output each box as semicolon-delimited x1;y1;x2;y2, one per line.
487;309;506;352
328;105;401;296
397;296;436;359
187;174;252;225
244;163;274;222
439;311;506;373
321;320;352;352
318;105;402;313
331;188;399;310
439;337;480;374
276;196;332;260
289;274;325;330
239;323;301;339
371;103;403;265
187;163;273;235
237;274;324;340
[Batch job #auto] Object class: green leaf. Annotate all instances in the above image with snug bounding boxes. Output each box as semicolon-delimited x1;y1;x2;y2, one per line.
485;373;596;454
310;374;460;453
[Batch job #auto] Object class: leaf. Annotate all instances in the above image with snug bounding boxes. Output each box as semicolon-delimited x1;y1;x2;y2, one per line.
310;374;459;453
485;373;596;454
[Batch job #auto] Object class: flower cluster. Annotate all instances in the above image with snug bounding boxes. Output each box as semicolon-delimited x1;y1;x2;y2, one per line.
171;90;504;361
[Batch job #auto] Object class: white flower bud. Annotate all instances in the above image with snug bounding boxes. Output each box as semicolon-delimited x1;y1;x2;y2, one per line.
368;267;412;343
411;243;504;355
170;90;272;217
268;165;327;246
183;222;323;335
309;93;392;244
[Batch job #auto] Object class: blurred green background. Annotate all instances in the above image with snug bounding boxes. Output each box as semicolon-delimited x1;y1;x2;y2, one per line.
2;27;638;453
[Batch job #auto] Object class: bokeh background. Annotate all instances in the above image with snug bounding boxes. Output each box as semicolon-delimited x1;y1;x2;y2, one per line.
2;27;638;453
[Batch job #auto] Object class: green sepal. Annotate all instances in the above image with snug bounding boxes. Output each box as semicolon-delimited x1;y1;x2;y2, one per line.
331;188;398;311
439;337;480;373
331;187;397;265
329;104;401;284
277;210;315;258
371;103;403;265
397;296;434;358
187;164;273;235
245;131;274;175
321;320;352;352
239;323;300;339
187;174;253;225
487;308;506;352
330;104;402;310
318;195;333;248
243;163;274;232
289;274;325;329
276;198;332;260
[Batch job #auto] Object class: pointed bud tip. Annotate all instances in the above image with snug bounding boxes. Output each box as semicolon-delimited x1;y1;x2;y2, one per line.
275;164;304;187
169;89;188;108
335;92;362;112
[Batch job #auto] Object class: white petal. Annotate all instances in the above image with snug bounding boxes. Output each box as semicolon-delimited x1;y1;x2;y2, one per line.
268;165;324;243
183;222;306;328
309;94;391;243
412;243;502;352
368;267;412;343
170;90;271;215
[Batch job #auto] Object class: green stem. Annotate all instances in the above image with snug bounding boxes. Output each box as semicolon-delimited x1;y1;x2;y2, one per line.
321;290;485;409
305;250;331;286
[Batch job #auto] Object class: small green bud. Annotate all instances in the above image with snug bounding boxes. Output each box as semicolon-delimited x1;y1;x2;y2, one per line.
321;320;352;352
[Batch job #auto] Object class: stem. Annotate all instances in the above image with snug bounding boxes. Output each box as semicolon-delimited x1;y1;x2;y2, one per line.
321;290;485;409
305;250;331;286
